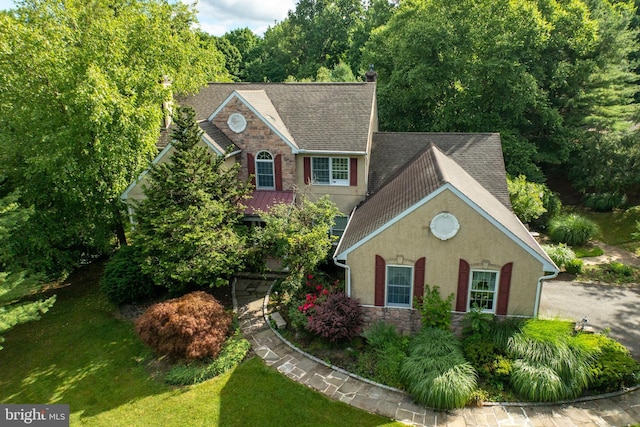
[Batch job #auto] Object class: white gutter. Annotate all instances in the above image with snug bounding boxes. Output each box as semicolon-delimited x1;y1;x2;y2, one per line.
534;270;559;318
296;149;367;155
333;257;352;297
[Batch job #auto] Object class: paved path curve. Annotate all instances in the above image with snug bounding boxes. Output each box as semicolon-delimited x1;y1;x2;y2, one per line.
235;276;640;427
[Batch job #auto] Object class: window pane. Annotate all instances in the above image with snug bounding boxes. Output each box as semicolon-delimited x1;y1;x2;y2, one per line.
312;158;330;184
331;158;349;181
387;266;412;307
331;216;348;237
470;271;497;312
256;161;274;188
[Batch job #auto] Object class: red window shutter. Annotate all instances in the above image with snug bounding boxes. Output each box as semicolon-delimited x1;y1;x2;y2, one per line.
496;262;513;316
456;259;470;312
275;154;283;191
375;255;386;307
247;153;256;186
303;157;311;184
414;257;426;299
350;157;358;186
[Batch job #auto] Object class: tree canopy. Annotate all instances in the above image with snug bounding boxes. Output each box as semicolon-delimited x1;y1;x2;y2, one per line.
362;0;639;182
0;0;229;276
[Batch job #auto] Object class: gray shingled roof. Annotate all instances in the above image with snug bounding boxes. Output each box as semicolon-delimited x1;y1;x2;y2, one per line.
336;144;555;270
176;82;376;152
157;121;237;154
368;133;511;209
198;120;238;153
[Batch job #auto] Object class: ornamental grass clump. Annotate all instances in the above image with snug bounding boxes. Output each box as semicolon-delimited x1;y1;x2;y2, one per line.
548;213;599;246
507;319;596;402
135;291;233;361
400;328;477;410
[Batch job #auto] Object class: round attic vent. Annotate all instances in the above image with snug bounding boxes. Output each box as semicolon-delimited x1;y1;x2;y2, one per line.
227;113;247;133
430;212;460;240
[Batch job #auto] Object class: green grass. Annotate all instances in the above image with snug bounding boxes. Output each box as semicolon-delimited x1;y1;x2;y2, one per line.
577;206;640;253
0;263;402;427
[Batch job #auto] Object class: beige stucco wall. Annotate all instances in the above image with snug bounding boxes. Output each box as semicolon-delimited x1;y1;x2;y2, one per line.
294;155;368;215
345;189;546;317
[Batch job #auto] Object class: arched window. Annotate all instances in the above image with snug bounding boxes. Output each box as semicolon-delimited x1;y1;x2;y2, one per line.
256;151;275;190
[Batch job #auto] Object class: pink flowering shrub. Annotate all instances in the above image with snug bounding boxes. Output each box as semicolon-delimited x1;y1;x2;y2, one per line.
307;292;364;343
286;273;343;333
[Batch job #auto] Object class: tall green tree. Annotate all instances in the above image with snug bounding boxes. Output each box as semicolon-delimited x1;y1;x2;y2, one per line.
362;0;638;183
133;107;252;294
0;0;229;276
255;195;340;278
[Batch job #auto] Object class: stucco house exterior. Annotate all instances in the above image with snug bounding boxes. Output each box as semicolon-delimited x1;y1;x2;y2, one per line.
121;81;558;332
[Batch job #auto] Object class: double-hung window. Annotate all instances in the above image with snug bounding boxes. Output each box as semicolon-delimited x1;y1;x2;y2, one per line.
469;270;498;313
312;157;349;186
256;151;275;190
386;265;412;307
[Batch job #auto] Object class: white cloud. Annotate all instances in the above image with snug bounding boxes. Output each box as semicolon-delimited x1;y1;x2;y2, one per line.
196;0;297;36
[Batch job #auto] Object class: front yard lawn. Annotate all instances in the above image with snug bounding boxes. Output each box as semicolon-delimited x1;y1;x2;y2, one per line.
0;263;402;427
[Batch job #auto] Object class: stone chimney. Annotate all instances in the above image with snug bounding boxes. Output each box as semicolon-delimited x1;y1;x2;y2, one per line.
365;64;377;82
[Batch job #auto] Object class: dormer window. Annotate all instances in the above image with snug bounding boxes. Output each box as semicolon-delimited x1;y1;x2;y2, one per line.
312;157;349;186
256;151;275;190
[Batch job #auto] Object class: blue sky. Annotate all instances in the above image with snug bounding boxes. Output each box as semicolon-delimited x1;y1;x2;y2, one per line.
0;0;297;36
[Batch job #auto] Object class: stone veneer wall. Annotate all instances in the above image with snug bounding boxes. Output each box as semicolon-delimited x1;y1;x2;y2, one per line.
361;307;467;336
212;99;296;191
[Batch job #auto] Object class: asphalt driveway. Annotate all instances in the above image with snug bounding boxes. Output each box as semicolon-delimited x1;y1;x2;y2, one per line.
539;278;640;360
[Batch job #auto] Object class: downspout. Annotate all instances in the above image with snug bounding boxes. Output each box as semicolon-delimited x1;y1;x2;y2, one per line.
333;257;351;297
534;270;559;318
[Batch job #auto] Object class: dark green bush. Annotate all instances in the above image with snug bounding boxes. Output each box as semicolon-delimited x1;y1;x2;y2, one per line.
463;334;498;376
531;186;562;231
608;261;634;276
363;321;408;350
583;193;627;212
165;329;250;385
100;245;155;305
565;259;583;275
400;328;477;409
462;306;494;337
413;285;454;330
548;214;600;246
585;334;640;392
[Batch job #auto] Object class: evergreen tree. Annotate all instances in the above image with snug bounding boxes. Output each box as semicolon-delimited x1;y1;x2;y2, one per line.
133;107;252;294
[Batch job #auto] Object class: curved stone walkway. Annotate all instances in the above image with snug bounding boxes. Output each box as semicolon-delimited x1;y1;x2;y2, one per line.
234;276;640;427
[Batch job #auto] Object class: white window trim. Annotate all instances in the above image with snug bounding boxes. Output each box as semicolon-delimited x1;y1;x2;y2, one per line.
311;157;350;186
467;269;499;314
256;151;275;190
386;264;413;308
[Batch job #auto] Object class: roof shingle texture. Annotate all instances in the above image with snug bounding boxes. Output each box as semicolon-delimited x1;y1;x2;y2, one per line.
176;82;376;152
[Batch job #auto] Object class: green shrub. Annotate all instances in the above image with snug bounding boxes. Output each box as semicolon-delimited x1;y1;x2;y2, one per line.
507;175;547;224
565;258;583;275
583;193;627;212
100;245;155;305
578;333;640;392
400;328;477;409
165;329;250;385
463;334;498;376
461;306;494;337
531;186;562;231
548;214;600;246
413;285;454;330
608;261;634;276
363;321;407;351
542;244;575;270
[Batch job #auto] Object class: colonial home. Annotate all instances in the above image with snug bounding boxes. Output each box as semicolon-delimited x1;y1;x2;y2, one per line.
121;81;558;332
